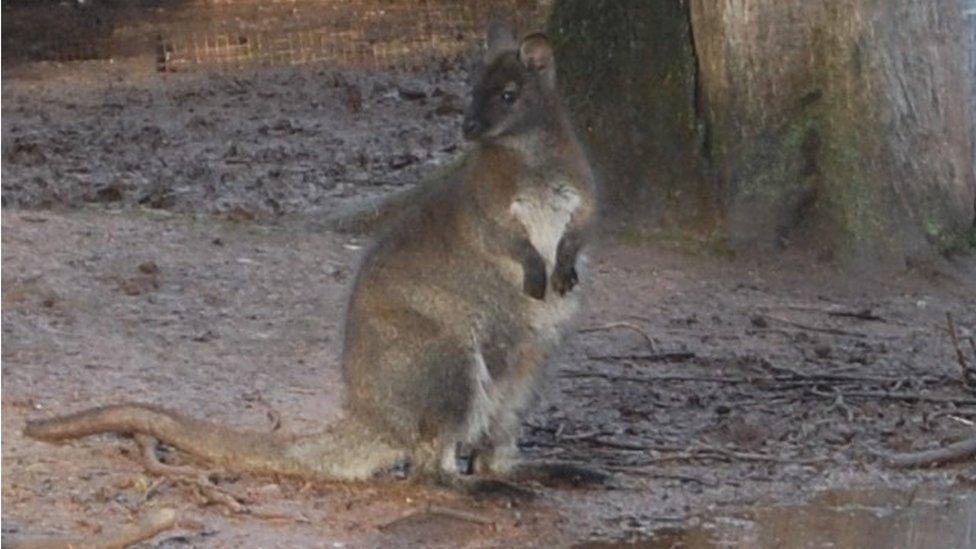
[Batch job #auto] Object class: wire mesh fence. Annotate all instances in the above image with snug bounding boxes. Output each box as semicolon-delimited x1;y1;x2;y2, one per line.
2;0;550;71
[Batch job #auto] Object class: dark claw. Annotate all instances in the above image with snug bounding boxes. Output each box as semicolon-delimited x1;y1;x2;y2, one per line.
523;264;547;300
551;264;578;296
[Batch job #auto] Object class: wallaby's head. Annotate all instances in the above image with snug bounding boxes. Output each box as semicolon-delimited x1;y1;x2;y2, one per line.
462;23;558;143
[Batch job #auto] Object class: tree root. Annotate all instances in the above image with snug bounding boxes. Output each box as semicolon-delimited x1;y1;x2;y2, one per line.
4;508;177;549
885;436;976;468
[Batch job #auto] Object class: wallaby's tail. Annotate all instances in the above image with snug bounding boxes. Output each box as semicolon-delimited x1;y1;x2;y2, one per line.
24;403;405;481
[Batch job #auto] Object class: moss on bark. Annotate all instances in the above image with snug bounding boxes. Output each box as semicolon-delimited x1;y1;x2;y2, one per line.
549;0;709;228
551;0;976;266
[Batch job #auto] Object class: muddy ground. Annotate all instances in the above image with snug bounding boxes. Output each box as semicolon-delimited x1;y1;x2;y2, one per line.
3;60;976;548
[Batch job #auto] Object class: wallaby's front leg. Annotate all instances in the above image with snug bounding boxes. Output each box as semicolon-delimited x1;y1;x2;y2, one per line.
512;237;547;300
552;229;582;295
482;212;547;300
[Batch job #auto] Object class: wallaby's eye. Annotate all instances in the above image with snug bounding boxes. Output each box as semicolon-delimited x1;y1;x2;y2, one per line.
501;91;517;105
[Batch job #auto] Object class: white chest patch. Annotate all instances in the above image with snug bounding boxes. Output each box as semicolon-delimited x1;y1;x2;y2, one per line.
509;183;581;270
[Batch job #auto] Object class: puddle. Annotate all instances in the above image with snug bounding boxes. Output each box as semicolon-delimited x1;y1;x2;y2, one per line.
578;488;976;548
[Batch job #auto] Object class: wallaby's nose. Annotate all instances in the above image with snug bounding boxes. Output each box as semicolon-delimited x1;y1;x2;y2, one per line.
462;118;482;140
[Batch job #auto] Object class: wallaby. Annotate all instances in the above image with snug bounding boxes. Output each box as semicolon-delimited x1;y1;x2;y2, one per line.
24;24;600;490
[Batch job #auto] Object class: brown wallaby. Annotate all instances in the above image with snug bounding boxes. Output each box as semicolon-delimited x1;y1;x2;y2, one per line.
24;24;600;491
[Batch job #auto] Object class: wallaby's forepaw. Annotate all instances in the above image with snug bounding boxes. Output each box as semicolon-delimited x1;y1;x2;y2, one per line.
551;264;578;295
510;462;611;489
523;268;547;300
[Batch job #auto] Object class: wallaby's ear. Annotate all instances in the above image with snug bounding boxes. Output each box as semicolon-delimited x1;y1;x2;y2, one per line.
518;33;555;84
486;20;518;61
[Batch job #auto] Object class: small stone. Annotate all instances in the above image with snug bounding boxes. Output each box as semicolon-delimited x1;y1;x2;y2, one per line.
397;83;427;101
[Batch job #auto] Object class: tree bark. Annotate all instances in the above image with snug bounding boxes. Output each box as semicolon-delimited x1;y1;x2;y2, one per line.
551;0;975;266
549;1;709;228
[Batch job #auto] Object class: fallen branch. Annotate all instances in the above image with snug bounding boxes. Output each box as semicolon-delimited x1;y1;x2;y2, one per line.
5;508;178;549
811;390;976;407
638;447;825;465
946;313;976;390
765;303;884;322
579;322;656;352
813;388;855;422
762;314;868;338
602;466;717;486
562;371;746;385
578;437;825;465
885;436;976;468
562;369;925;389
826;308;884;322
586;351;696;363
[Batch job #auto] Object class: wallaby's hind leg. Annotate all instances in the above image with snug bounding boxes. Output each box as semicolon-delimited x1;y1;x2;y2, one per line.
469;351;612;489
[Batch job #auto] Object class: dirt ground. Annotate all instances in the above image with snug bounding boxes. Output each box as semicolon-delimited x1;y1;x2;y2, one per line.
3;60;976;547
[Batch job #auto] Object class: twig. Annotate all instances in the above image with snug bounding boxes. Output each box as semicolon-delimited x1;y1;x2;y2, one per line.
707;448;826;465
586;351;696;363
194;474;246;513
428;505;495;527
602;466;717;486
5;508;178;549
558;428;606;441
762;314;868;338
826;308;884;322
242;391;283;432
641;447;824;465
885;436;976;468
265;408;283;432
757;361;944;386
563;369;925;388
810;391;976;406
562;371;745;385
579;322;656;352
136;434;202;478
813;388;855;422
764;303;884;322
378;503;494;531
579;437;825;465
947;313;975;389
135;435;245;514
585;438;659;452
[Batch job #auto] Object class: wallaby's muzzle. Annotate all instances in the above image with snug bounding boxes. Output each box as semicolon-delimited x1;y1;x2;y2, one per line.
462;116;483;141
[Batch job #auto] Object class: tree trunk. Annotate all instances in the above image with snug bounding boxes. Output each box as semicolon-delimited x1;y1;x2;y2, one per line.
551;0;975;266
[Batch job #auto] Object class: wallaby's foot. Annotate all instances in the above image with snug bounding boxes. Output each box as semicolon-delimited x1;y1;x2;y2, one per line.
551;263;578;296
508;462;611;489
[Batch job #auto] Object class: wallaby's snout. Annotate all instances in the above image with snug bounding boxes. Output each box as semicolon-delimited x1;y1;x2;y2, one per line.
462;112;484;141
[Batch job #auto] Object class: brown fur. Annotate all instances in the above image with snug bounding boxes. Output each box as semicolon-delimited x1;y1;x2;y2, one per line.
24;26;599;487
